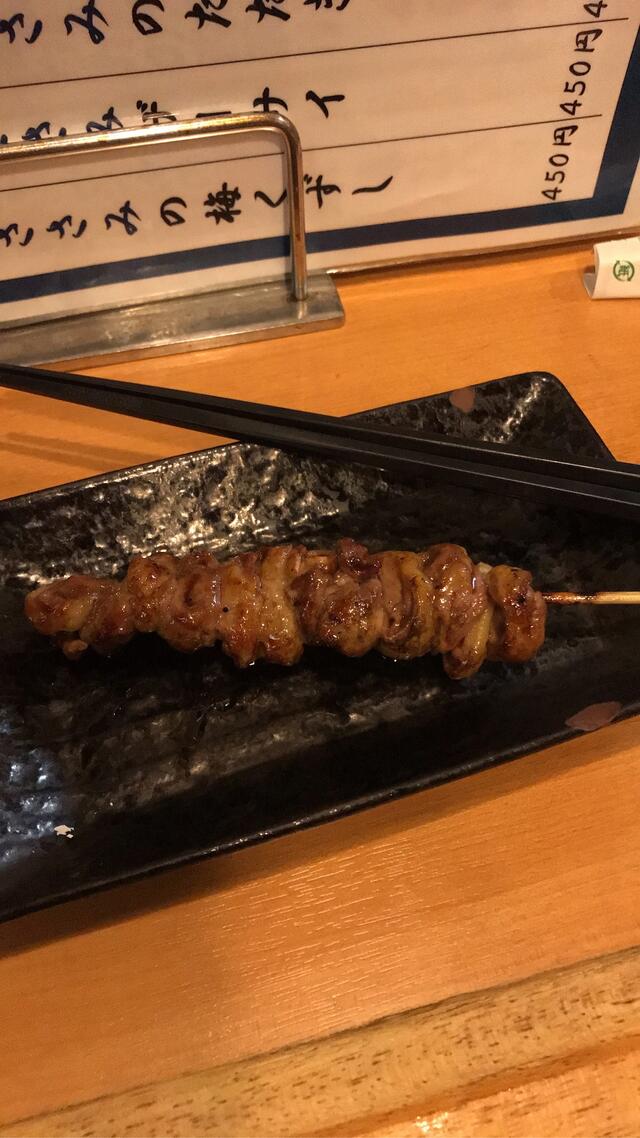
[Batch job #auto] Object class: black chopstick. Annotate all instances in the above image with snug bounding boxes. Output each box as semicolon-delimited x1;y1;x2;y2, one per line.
5;359;640;498
1;361;639;522
2;361;635;493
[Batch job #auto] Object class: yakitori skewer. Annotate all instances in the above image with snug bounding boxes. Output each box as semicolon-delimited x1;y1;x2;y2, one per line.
25;539;547;680
24;540;639;680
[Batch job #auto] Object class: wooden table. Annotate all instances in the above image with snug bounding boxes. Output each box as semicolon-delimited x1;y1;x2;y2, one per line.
1;245;639;1138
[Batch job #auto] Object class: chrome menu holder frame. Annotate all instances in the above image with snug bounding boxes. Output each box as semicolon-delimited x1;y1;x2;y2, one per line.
0;111;344;366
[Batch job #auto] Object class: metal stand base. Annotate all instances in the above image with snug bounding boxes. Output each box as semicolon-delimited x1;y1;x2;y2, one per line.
0;273;344;367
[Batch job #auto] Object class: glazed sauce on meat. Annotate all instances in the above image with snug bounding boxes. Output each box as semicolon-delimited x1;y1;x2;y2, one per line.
25;539;546;679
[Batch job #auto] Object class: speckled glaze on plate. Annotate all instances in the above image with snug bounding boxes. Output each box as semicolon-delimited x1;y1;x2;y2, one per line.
1;372;638;922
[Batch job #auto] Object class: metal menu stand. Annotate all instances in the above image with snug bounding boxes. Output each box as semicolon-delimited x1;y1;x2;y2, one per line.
0;111;344;366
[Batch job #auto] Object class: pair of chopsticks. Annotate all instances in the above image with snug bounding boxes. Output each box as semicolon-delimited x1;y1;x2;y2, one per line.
1;362;640;523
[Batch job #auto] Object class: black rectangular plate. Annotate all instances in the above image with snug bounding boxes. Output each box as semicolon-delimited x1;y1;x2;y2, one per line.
1;372;639;923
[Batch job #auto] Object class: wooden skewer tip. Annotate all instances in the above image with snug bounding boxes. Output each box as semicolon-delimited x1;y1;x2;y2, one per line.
542;591;640;605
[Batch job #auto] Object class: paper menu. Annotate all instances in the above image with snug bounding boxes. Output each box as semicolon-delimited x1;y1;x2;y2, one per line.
1;0;639;324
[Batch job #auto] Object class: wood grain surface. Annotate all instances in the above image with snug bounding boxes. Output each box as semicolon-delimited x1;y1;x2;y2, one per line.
1;243;639;1136
4;945;639;1138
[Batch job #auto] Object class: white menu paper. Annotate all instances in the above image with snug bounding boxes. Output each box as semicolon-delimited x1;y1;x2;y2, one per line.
1;0;639;323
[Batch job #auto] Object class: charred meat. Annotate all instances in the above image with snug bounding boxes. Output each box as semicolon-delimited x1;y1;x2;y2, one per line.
25;539;546;679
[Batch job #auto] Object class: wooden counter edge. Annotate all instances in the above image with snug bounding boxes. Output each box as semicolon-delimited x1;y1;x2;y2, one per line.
4;942;639;1138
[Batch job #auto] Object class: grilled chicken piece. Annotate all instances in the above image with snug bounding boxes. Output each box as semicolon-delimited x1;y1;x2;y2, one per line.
25;539;546;679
